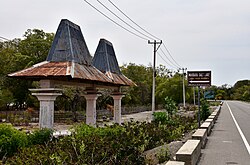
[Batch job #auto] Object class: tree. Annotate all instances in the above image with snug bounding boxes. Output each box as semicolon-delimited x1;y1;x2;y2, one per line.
0;29;54;110
232;80;250;101
233;85;250;101
121;63;152;106
164;96;177;117
18;29;54;64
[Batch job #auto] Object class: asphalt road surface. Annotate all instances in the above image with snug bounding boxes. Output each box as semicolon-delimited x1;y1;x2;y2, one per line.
199;101;250;165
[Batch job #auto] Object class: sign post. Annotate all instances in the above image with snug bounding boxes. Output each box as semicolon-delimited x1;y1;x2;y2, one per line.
187;71;211;127
197;86;201;127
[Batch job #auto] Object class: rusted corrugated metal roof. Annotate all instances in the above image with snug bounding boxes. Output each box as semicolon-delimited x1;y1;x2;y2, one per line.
8;19;135;87
107;72;136;86
8;61;114;83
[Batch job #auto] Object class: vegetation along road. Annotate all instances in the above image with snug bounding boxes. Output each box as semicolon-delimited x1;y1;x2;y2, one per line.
199;101;250;165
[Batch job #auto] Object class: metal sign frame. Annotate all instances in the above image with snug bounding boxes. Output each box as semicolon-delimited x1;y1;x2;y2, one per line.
187;71;211;87
187;71;211;128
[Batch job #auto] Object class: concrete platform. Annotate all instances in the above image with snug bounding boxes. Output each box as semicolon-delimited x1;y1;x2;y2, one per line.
200;122;212;135
192;129;207;149
176;140;201;165
165;160;185;165
205;118;214;128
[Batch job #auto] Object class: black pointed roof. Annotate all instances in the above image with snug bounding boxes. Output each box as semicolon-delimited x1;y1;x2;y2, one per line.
92;39;121;74
46;19;92;65
9;20;135;87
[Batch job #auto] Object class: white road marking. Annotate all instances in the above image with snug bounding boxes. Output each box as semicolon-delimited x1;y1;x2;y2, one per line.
226;102;250;155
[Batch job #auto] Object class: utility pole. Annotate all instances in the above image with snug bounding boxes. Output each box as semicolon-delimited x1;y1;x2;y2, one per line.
180;68;187;108
148;40;162;113
193;86;196;105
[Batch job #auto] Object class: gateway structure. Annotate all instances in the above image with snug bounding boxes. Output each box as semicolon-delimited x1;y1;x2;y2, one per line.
9;19;135;128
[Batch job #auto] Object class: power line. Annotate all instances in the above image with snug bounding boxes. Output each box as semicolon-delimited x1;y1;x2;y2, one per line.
0;36;10;41
162;42;182;68
83;0;183;70
157;51;179;70
83;0;148;41
97;0;155;40
105;1;182;68
148;44;177;70
107;0;161;41
159;47;180;69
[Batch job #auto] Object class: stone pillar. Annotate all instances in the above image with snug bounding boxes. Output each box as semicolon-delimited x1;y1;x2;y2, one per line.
30;89;61;129
111;93;124;125
83;88;100;126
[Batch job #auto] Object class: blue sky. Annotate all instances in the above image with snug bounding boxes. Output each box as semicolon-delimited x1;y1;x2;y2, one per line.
1;0;249;86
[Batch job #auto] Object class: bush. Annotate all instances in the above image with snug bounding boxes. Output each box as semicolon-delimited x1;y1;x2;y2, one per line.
6;118;198;164
28;128;53;145
164;96;177;117
201;99;211;121
153;112;169;124
0;124;28;159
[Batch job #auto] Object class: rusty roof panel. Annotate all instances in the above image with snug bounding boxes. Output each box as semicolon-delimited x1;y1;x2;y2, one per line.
9;61;135;86
73;63;113;83
9;61;68;77
8;61;135;86
109;72;136;86
8;20;135;87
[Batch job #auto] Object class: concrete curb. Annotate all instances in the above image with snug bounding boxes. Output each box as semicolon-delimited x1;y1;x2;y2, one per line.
192;128;207;149
200;122;212;136
165;160;185;165
176;139;201;165
166;102;222;165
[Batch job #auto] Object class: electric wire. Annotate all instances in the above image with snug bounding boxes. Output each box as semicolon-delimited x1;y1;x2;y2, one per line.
106;0;182;69
0;36;10;41
97;0;155;40
157;51;179;70
106;0;182;68
159;47;180;69
83;0;148;41
107;0;161;41
83;0;183;70
162;42;182;68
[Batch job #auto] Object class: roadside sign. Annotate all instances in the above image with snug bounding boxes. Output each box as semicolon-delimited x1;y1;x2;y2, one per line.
187;71;211;86
188;71;212;127
204;90;215;99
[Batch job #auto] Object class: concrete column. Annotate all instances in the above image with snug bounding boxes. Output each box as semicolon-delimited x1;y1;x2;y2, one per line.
111;93;124;125
83;93;99;126
30;90;61;129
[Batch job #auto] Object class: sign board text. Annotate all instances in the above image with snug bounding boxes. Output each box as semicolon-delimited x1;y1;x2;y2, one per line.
187;71;211;86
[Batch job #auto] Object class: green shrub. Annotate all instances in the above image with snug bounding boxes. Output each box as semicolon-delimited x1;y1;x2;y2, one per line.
201;99;211;121
6;117;197;164
153;112;169;124
28;128;53;145
157;147;170;164
164;96;177;117
0;124;28;159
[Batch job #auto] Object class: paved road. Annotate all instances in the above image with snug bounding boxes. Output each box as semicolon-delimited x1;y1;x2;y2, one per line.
199;101;250;165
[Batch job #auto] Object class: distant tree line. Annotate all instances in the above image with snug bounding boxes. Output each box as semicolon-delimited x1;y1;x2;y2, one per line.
0;29;249;111
208;80;250;101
